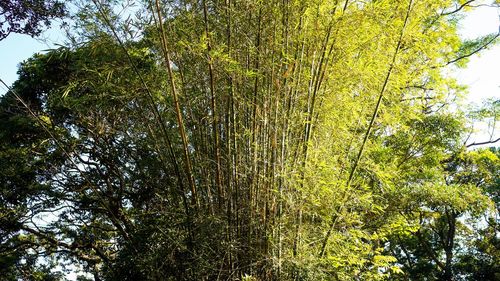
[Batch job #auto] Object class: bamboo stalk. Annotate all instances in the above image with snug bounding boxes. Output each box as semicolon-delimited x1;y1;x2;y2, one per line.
153;0;198;208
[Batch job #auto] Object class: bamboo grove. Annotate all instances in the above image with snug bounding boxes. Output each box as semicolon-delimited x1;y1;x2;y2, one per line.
0;0;499;280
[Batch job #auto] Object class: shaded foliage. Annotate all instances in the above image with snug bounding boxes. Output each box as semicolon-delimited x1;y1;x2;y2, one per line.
0;0;66;40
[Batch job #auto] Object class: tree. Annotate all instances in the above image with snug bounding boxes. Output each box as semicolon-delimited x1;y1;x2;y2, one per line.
0;38;173;279
0;0;66;40
454;147;500;280
382;117;499;281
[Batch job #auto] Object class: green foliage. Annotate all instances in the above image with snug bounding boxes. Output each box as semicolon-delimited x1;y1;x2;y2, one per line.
1;0;499;280
0;0;66;40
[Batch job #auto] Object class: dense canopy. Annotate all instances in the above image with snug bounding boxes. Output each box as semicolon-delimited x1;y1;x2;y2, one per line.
0;0;499;280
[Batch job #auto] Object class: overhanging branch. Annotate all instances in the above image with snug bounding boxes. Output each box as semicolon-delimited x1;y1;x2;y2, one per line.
466;137;500;148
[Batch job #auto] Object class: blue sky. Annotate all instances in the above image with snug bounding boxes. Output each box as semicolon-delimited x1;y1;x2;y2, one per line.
0;26;65;93
457;3;500;102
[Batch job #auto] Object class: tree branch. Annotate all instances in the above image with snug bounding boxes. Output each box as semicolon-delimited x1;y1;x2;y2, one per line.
445;32;500;66
440;0;476;16
466;137;500;148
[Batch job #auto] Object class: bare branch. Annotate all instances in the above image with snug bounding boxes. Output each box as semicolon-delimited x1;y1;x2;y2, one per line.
440;0;477;17
466;137;500;148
